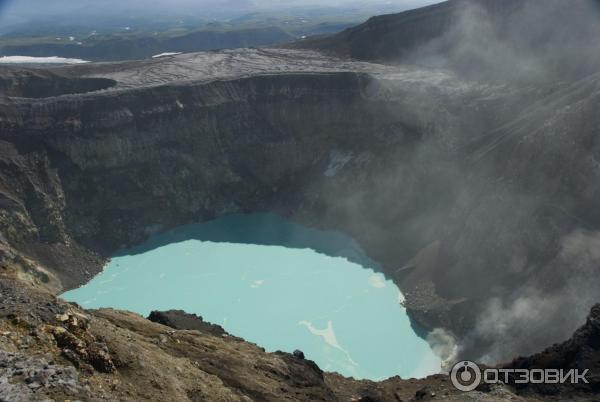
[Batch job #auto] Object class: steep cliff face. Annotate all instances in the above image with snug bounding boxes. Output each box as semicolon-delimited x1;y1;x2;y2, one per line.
0;48;479;286
0;50;410;286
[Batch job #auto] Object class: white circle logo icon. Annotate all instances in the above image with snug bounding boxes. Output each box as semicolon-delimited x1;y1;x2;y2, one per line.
451;360;482;392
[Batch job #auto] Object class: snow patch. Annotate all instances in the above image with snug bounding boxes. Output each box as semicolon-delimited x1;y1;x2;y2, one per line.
0;56;89;64
152;52;182;58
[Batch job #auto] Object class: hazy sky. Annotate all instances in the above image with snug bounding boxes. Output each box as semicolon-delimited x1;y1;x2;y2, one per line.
0;0;441;18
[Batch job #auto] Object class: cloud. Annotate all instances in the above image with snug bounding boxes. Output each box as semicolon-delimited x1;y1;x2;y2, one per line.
459;229;600;364
296;0;600;366
427;328;458;371
408;0;600;82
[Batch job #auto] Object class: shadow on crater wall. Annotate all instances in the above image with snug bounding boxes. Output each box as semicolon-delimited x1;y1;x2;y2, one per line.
0;69;116;98
114;212;382;272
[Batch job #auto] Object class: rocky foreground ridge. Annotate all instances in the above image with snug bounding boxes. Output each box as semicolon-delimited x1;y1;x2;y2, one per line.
1;266;598;402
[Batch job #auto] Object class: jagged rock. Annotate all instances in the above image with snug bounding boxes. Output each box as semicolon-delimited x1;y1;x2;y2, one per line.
52;327;85;351
87;342;116;373
48;319;116;373
0;348;85;401
148;310;226;337
357;396;380;402
292;349;305;359
504;304;600;395
413;386;431;400
55;313;70;322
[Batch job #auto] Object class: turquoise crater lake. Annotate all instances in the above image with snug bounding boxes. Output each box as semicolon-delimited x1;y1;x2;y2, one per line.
62;213;441;380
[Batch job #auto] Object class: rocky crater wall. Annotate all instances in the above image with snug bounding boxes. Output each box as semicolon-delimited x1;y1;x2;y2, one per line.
2;56;600;365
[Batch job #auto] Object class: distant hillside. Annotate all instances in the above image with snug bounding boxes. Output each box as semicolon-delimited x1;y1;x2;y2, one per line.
295;0;600;80
0;27;295;61
292;1;457;61
292;0;543;61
